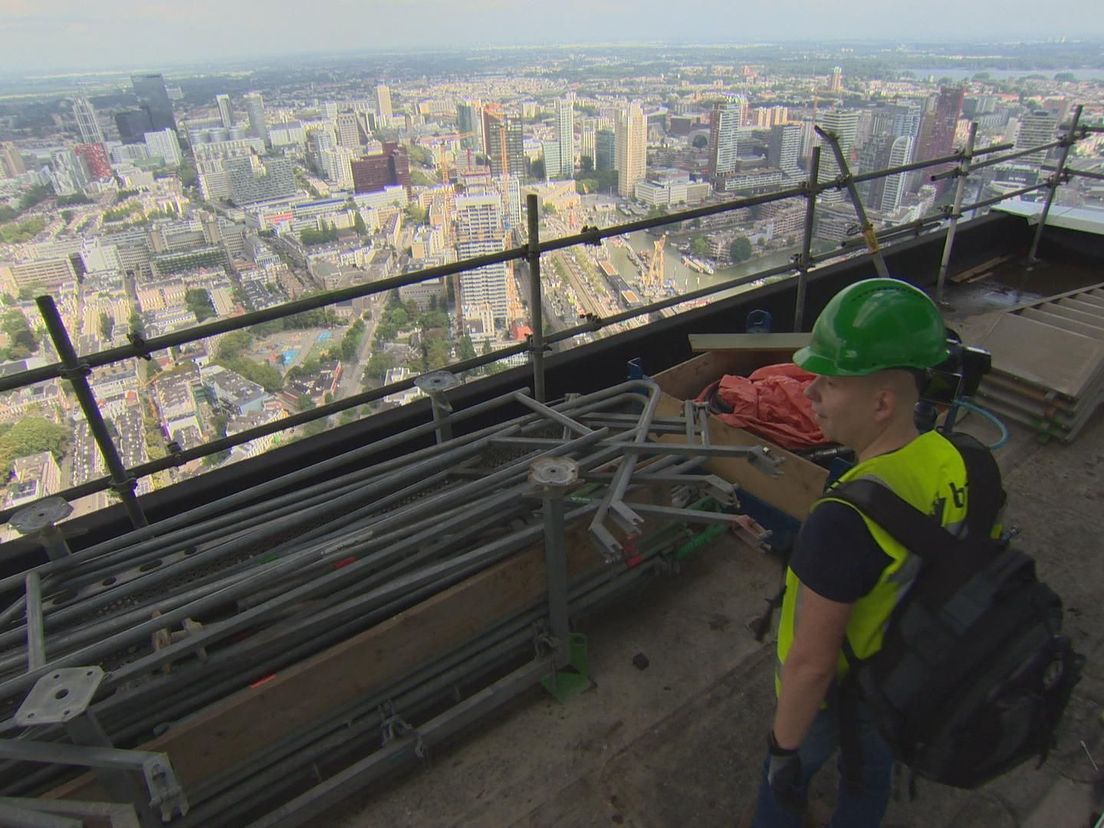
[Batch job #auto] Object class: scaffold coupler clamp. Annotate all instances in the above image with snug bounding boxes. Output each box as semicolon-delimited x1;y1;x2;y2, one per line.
127;330;153;361
579;225;603;247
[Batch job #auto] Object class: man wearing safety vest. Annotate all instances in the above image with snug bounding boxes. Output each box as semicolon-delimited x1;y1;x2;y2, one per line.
752;278;967;827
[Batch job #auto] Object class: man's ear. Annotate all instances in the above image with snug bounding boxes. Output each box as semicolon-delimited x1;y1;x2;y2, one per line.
871;386;896;422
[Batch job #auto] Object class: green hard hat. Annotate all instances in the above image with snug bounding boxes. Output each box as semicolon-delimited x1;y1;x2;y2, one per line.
793;278;948;376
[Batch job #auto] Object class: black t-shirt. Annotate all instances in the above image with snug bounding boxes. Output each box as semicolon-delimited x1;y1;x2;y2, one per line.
790;500;893;603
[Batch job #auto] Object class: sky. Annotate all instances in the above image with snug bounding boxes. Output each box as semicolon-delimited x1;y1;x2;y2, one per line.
1;0;1101;74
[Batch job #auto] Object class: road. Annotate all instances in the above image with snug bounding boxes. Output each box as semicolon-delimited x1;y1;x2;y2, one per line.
335;292;387;400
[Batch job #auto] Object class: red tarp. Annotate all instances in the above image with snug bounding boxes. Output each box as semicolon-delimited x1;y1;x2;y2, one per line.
696;363;826;450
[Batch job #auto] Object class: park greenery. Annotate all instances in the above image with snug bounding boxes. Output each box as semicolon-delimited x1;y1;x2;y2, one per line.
185;288;216;323
0;216;46;243
300;222;340;246
0;310;39;360
0;417;68;477
214;330;283;392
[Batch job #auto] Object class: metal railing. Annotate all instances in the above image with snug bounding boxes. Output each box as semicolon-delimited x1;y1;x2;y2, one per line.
0;106;1096;530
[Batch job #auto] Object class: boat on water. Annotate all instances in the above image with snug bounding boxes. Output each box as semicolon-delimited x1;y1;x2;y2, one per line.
682;256;716;275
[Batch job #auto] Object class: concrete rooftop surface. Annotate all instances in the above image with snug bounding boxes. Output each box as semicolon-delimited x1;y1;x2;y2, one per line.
306;264;1104;828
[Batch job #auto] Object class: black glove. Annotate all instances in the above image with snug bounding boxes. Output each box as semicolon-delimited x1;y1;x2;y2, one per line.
767;730;805;815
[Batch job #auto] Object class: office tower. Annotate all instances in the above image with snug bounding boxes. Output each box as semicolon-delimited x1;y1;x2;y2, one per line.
321;147;355;189
351;143;410;194
74;143;112;180
830;66;843;93
457;100;484;152
500;174;522;232
614;100;646;198
115;110;152;144
131;73;176;133
880;136;914;213
51;150;88;196
767;123;802;176
375;84;392;119
483;107;525;179
595;129;615;173
243;93;268;145
542;142;561;181
215;94;233;129
335;113;361;150
73;97;104;144
554;94;575;178
1;142;26;178
817;108;860;184
579;121;596;166
225;156;296;205
1016;110;1059;166
144;129;183;166
708;99;743;184
455;193;508;326
916;87;964;194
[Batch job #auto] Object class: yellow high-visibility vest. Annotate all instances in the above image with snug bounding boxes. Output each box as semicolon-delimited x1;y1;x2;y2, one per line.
776;431;970;693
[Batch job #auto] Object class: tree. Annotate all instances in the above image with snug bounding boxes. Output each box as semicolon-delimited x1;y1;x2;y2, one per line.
99;312;113;341
0;417;68;475
353;211;367;236
530;158;546;180
364;350;397;384
689;235;711;257
0;310;38;360
185;288;216;322
729;236;753;263
404;204;428;225
692;134;709;150
542;202;557;216
578;155;595;175
458;334;476;361
410;170;436;187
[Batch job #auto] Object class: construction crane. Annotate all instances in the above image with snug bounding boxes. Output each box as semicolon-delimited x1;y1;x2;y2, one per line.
643;233;666;295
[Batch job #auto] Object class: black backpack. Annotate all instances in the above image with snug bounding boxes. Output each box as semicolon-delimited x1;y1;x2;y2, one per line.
828;432;1083;789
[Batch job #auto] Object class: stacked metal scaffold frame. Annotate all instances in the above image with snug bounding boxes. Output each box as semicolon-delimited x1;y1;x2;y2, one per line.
0;376;782;826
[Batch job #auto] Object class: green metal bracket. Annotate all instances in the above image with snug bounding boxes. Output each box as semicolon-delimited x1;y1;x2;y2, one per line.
541;633;590;703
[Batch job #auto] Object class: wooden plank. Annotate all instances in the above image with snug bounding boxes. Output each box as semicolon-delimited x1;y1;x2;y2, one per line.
1068;293;1104;310
49;527;609;802
687;333;811;353
655;393;826;519
949;254;1014;284
1059;297;1104;317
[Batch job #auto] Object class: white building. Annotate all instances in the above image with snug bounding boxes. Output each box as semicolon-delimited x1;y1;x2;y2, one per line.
144;129;183;167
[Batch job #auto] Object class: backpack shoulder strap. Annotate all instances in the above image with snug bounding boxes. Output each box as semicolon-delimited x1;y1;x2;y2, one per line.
827;478;953;559
945;431;1005;539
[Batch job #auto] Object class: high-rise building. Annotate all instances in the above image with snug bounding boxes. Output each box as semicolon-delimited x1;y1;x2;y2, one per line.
131;73;176;133
0;142;25;178
72;97;104;144
116;110;153;145
554;94;575;179
708;99;743;186
225;156;297;205
881;136;915;212
454;193;508;326
817;108;860;184
74;143;112;180
243;93;268;146
614;100;646;198
1016;110;1059;166
579;121;597;167
351;143;411;194
50;150;88;196
144;129;183;167
215;94;234;130
830;66;843;94
595;129;615;173
542;142;561;181
767;123;802;176
457;100;484;152
335;113;362;150
915;87;964;193
483;107;525;179
320;147;355;190
375;84;392;120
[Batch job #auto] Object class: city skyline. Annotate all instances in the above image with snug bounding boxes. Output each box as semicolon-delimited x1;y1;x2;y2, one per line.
2;0;1103;74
